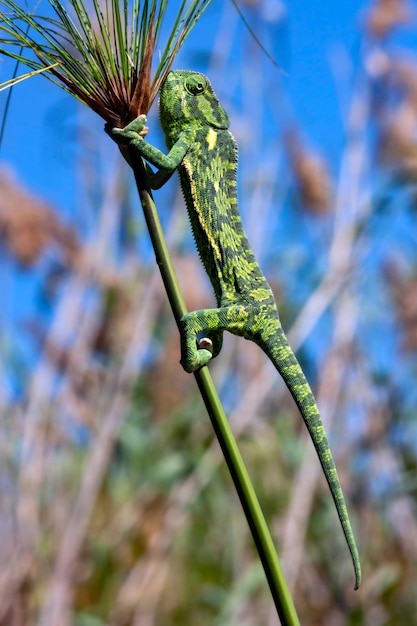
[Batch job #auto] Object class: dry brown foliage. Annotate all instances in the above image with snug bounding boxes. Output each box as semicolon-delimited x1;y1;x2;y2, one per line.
0;169;79;267
386;264;417;349
285;132;333;215
365;0;413;38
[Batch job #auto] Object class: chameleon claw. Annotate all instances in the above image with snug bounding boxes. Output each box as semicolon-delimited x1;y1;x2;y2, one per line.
198;337;213;353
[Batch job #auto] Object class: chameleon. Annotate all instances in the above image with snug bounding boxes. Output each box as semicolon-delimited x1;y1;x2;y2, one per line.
107;69;361;589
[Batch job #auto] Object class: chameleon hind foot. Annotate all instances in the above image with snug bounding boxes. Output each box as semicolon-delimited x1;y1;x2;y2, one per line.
180;311;222;372
180;345;213;373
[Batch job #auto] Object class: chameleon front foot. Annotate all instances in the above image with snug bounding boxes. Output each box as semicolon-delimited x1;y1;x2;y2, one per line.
105;115;148;143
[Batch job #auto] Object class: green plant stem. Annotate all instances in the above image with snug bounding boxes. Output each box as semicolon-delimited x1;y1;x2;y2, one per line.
128;148;300;626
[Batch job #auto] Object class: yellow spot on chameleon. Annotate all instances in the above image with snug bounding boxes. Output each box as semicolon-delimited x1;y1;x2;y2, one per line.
206;127;217;150
183;158;222;262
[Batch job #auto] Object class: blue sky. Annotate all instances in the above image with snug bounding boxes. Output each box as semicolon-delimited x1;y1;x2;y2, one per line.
0;0;412;389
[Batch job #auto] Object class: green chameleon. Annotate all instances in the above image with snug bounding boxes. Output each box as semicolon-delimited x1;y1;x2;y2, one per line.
108;69;361;589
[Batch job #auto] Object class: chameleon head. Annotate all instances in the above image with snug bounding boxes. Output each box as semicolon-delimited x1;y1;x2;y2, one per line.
159;70;230;134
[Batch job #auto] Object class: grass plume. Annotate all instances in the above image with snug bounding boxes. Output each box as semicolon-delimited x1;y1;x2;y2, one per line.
0;0;212;125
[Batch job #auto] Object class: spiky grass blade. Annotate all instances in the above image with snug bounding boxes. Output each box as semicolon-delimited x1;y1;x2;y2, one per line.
0;0;212;124
0;62;59;90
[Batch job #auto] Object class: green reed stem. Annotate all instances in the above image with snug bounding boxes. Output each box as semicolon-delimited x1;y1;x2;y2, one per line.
128;148;300;626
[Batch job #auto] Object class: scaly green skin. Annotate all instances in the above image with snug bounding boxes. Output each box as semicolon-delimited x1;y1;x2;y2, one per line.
109;70;361;589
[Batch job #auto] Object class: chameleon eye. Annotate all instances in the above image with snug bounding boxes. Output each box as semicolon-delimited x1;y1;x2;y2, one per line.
185;75;207;95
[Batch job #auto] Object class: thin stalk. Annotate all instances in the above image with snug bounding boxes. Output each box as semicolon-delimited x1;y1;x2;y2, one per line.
0;0;299;618
127;146;300;626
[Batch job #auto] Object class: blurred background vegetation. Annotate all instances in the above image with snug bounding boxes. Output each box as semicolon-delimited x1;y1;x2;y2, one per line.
2;0;417;624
